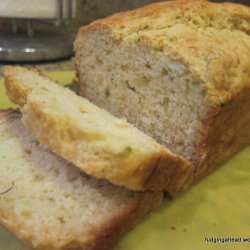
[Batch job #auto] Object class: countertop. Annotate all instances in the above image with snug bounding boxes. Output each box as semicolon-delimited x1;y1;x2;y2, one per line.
0;58;74;79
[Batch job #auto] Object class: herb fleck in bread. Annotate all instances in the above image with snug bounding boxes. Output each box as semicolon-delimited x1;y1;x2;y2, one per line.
3;66;193;195
0;109;163;250
74;0;250;180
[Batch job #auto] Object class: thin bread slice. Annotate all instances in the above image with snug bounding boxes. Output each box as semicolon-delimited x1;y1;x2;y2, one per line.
0;109;163;250
4;66;193;195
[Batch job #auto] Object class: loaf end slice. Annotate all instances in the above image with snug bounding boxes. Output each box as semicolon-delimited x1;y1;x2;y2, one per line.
0;109;163;250
4;66;193;195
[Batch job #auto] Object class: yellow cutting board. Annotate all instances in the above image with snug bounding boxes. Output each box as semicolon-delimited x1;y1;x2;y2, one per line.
0;71;249;250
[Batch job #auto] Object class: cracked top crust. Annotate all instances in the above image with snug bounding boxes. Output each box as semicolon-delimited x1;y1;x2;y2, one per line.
75;0;250;105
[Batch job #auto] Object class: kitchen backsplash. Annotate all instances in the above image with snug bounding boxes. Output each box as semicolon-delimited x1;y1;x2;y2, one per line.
0;0;248;35
0;0;162;33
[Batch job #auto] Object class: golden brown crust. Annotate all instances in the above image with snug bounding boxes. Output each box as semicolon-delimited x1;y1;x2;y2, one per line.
194;88;250;180
3;66;60;106
4;68;27;105
74;0;250;105
142;152;193;196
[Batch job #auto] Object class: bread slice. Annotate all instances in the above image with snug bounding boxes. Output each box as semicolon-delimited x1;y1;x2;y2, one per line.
3;66;193;195
0;109;163;250
74;0;250;180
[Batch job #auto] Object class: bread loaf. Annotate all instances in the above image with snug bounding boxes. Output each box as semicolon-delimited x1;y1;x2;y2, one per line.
4;66;193;195
0;109;163;250
74;0;250;180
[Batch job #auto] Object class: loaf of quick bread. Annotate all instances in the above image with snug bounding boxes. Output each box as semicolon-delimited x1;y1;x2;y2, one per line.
4;66;193;196
74;0;250;180
0;109;163;250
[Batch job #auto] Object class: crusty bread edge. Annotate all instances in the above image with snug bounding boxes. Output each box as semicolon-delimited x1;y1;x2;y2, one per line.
194;88;250;180
73;0;250;50
3;66;60;106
